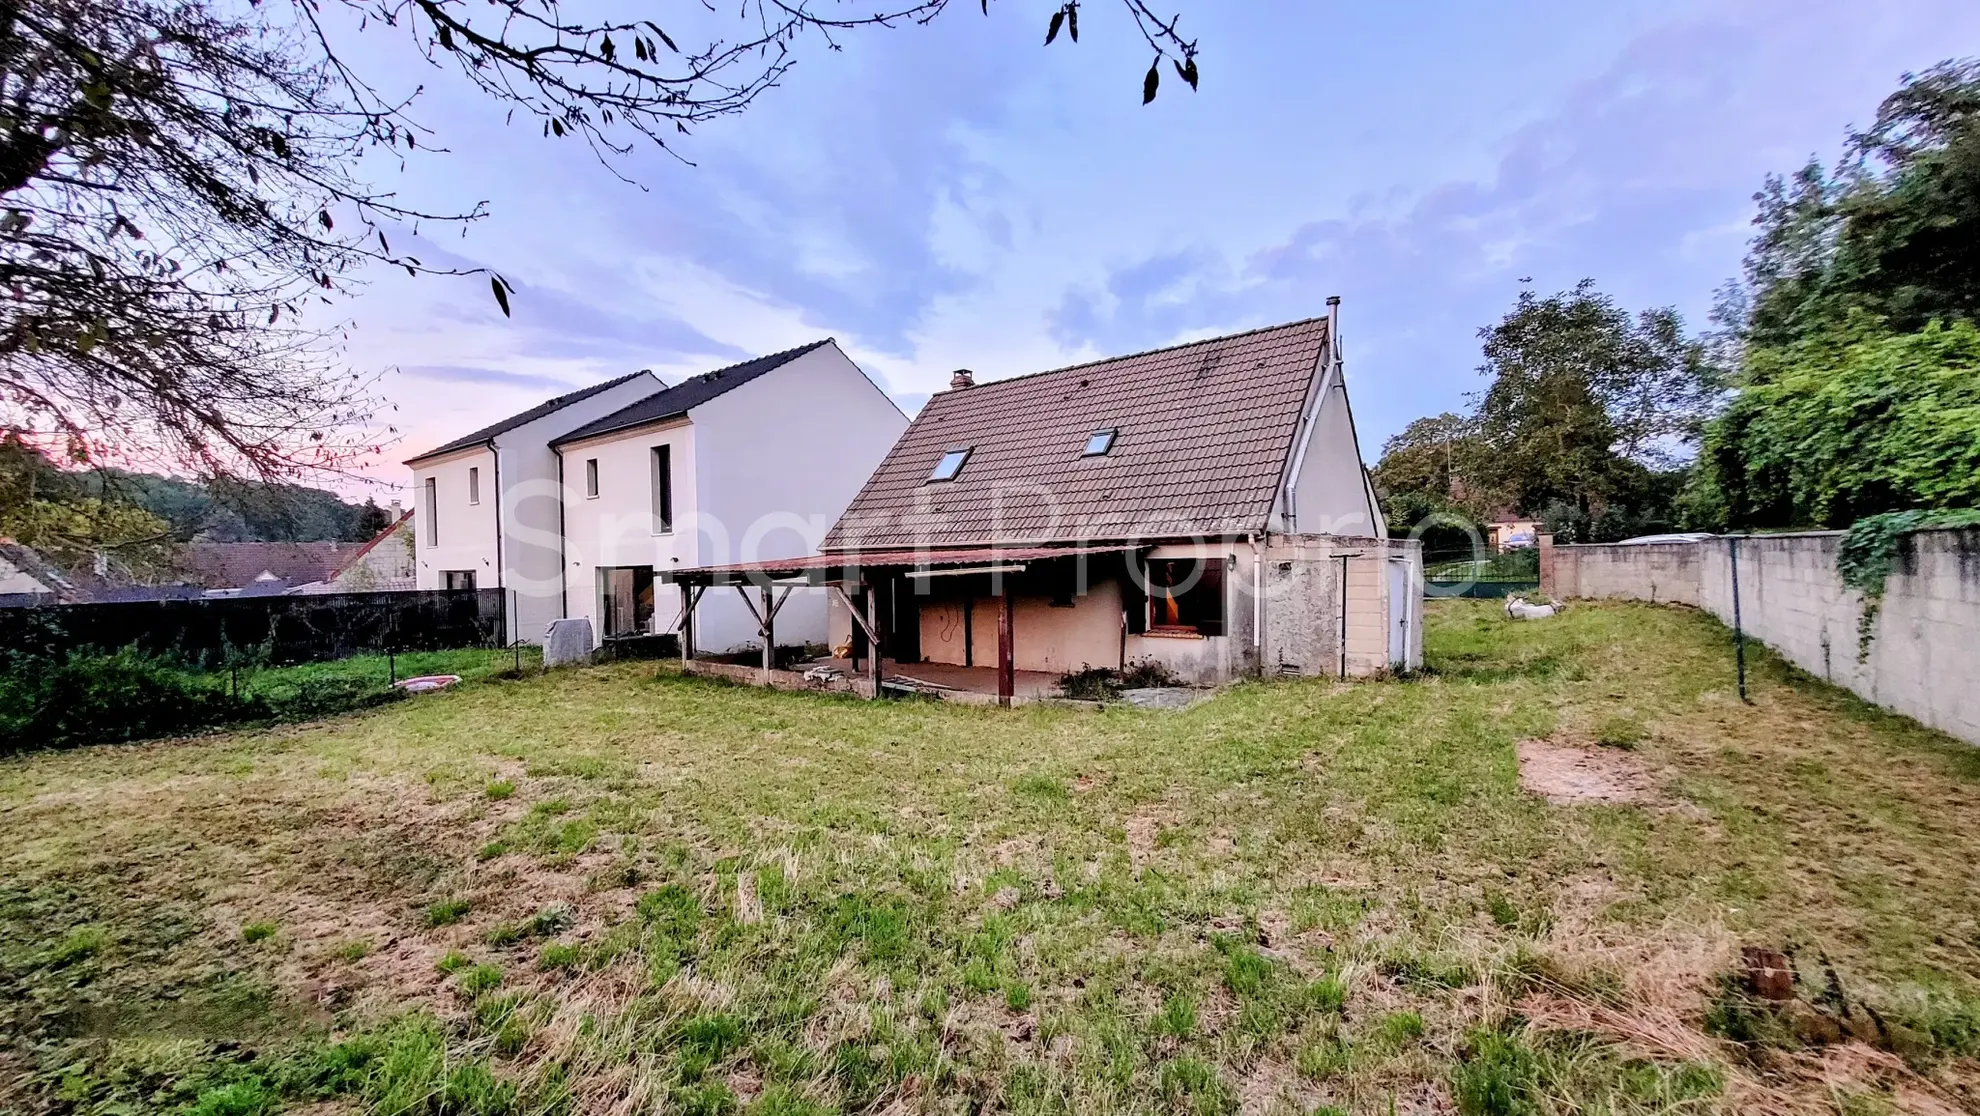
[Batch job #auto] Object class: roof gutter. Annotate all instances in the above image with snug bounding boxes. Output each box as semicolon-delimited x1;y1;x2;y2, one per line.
402;438;494;468
1277;296;1342;534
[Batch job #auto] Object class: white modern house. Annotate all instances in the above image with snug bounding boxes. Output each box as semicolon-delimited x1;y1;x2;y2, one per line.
549;339;907;653
405;370;661;643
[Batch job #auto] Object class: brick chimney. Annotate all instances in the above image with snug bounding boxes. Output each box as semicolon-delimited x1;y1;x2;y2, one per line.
949;368;976;390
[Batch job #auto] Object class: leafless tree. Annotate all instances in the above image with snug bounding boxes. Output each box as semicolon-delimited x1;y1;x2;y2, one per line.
0;0;1199;478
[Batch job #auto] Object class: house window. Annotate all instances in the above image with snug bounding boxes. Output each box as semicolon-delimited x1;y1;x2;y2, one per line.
468;466;480;505
444;570;477;591
651;445;673;533
424;477;438;546
585;458;599;499
928;447;971;482
1082;428;1117;456
1144;558;1226;636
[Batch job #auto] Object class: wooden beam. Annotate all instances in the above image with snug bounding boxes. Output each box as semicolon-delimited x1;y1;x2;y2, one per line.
734;584;764;627
997;589;1014;707
830;584;879;644
679;583;700;662
760;583;775;671
866;585;883;700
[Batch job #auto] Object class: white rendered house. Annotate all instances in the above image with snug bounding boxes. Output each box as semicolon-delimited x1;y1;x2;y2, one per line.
550;339;908;653
405;370;661;643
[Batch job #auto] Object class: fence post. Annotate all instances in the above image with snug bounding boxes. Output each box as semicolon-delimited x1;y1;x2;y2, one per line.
1728;536;1748;703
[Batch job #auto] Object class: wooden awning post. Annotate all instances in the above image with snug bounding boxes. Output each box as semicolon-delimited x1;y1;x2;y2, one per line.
761;583;775;671
679;583;698;662
865;583;883;699
998;589;1015;707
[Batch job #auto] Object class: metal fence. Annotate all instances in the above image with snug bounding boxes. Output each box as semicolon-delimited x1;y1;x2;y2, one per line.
0;588;506;667
1422;549;1541;599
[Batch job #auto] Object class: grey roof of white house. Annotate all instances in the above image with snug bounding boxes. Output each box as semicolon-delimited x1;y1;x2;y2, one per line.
549;340;833;448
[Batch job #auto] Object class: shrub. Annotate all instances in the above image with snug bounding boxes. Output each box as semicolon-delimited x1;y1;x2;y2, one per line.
1055;658;1180;701
263;674;401;722
0;647;251;753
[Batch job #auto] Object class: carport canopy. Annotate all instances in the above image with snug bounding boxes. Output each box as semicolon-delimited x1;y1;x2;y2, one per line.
659;543;1144;587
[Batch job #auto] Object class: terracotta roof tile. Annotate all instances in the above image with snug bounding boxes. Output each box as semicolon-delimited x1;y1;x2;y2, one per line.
821;318;1328;550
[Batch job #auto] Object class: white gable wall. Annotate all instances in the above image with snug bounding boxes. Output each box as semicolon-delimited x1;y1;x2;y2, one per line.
686;342;909;651
556;419;698;645
1278;366;1384;538
411;445;498;593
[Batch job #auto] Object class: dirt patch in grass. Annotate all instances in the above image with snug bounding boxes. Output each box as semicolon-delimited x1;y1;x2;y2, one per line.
1516;736;1660;805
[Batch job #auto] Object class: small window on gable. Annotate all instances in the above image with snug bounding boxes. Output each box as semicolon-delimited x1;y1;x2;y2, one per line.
585;458;599;499
1082;428;1117;457
468;466;480;505
928;447;971;482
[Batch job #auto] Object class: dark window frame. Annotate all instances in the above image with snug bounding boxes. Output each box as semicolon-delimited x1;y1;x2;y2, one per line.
651;445;674;534
927;447;972;483
424;477;438;547
443;569;477;591
1143;557;1227;637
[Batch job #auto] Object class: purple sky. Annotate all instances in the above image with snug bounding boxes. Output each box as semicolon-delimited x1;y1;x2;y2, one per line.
322;0;1978;499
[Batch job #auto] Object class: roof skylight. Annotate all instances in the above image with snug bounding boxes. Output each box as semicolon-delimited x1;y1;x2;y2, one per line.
928;447;972;482
1082;428;1117;456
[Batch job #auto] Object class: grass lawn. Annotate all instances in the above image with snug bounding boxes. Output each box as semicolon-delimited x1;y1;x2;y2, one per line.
2;601;1978;1115
232;647;544;707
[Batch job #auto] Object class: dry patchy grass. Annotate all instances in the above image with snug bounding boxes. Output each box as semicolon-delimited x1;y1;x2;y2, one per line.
2;601;1978;1115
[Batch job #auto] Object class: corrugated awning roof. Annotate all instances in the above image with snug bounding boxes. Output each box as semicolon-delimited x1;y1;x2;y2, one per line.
661;544;1144;585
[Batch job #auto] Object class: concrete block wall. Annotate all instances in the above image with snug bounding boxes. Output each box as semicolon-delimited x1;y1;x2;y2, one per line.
1544;529;1980;747
1549;540;1702;605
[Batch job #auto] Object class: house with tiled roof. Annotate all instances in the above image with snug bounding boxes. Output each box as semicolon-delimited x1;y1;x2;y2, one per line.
548;340;906;653
664;302;1423;699
287;504;416;594
405;369;662;643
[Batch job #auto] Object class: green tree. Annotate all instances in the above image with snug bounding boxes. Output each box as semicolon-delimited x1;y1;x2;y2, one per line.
1471;281;1714;527
1705;319;1980;528
1703;58;1980;529
1734;58;1980;349
0;434;177;578
1371;413;1484;510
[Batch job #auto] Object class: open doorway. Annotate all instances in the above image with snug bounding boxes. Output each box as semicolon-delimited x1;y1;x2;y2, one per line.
599;566;655;638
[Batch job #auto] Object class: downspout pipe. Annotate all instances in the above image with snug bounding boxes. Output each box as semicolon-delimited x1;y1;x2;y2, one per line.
490;440;507;643
555;450;569;621
1250;533;1263;669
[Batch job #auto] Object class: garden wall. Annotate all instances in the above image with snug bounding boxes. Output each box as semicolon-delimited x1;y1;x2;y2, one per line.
1542;530;1980;746
0;589;505;666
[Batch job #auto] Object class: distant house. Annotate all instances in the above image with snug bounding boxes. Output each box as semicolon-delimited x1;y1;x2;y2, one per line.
404;370;662;643
0;539;86;607
1487;519;1542;551
287;504;416;594
549;340;907;652
665;305;1423;701
178;541;360;595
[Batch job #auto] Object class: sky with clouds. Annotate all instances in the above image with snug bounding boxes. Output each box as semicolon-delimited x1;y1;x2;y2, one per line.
327;0;1978;500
